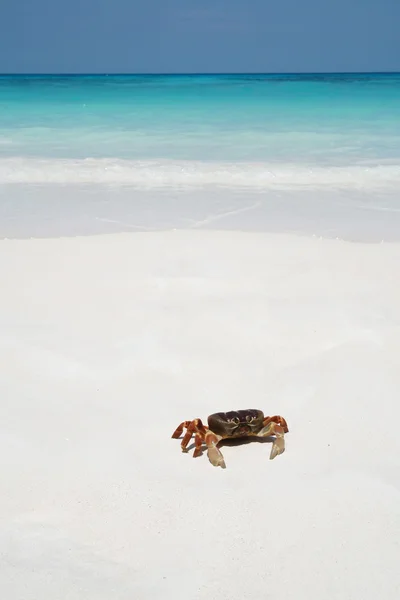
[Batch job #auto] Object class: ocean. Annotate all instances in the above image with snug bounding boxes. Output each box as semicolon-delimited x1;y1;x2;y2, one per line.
1;73;400;239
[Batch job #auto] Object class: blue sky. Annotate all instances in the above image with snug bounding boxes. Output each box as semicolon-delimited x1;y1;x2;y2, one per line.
1;0;399;73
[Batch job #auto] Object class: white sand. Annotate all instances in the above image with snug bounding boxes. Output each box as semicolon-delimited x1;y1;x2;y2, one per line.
1;230;400;599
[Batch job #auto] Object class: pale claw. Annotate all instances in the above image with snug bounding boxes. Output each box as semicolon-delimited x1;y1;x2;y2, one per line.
270;436;285;459
207;446;226;468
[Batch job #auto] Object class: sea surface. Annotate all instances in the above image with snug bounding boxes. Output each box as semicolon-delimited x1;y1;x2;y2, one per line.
1;73;400;240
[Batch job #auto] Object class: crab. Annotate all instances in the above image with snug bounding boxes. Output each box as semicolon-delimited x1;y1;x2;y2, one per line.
171;409;288;468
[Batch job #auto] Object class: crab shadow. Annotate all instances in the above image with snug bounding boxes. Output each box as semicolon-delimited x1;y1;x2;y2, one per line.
185;435;276;455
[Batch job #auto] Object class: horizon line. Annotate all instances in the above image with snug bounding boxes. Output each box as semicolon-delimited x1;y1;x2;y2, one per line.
1;70;400;77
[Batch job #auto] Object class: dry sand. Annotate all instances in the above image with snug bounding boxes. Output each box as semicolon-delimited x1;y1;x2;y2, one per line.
1;230;399;599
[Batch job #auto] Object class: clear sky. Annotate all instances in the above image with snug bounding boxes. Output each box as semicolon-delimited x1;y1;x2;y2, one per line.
1;0;399;74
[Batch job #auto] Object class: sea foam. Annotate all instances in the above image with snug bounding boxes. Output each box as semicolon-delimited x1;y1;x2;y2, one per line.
1;157;400;191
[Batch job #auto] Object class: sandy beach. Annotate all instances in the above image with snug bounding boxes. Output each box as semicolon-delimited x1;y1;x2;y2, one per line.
1;228;399;599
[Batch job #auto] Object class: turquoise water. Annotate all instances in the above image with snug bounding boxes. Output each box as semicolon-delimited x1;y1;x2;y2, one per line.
1;73;400;166
1;74;400;240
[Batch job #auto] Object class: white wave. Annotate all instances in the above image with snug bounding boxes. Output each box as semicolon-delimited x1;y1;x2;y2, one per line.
1;156;400;191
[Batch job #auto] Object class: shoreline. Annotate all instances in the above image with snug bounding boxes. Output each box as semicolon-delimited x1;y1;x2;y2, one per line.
2;183;400;243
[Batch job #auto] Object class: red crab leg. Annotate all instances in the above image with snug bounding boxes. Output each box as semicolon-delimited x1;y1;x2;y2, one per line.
172;419;208;453
183;419;208;454
181;424;197;452
171;421;192;439
193;432;205;458
263;415;289;433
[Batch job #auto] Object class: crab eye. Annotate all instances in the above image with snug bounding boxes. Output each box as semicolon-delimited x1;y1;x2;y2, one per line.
246;414;253;422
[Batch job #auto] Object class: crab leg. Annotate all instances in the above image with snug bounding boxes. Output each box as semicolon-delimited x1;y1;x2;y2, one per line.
171;420;195;451
171;419;208;454
171;421;191;439
263;415;289;433
257;421;287;459
204;431;225;468
193;432;205;458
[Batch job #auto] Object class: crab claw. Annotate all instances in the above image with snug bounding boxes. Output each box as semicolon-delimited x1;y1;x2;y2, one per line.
270;436;285;459
205;431;226;468
207;446;226;468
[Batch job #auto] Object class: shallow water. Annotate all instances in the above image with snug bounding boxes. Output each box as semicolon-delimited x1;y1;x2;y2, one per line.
1;185;399;242
1;73;400;239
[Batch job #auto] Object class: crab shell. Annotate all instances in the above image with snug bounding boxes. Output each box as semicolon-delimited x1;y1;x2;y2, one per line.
207;409;265;438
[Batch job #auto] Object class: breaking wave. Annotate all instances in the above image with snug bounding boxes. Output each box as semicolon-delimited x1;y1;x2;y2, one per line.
1;157;400;191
